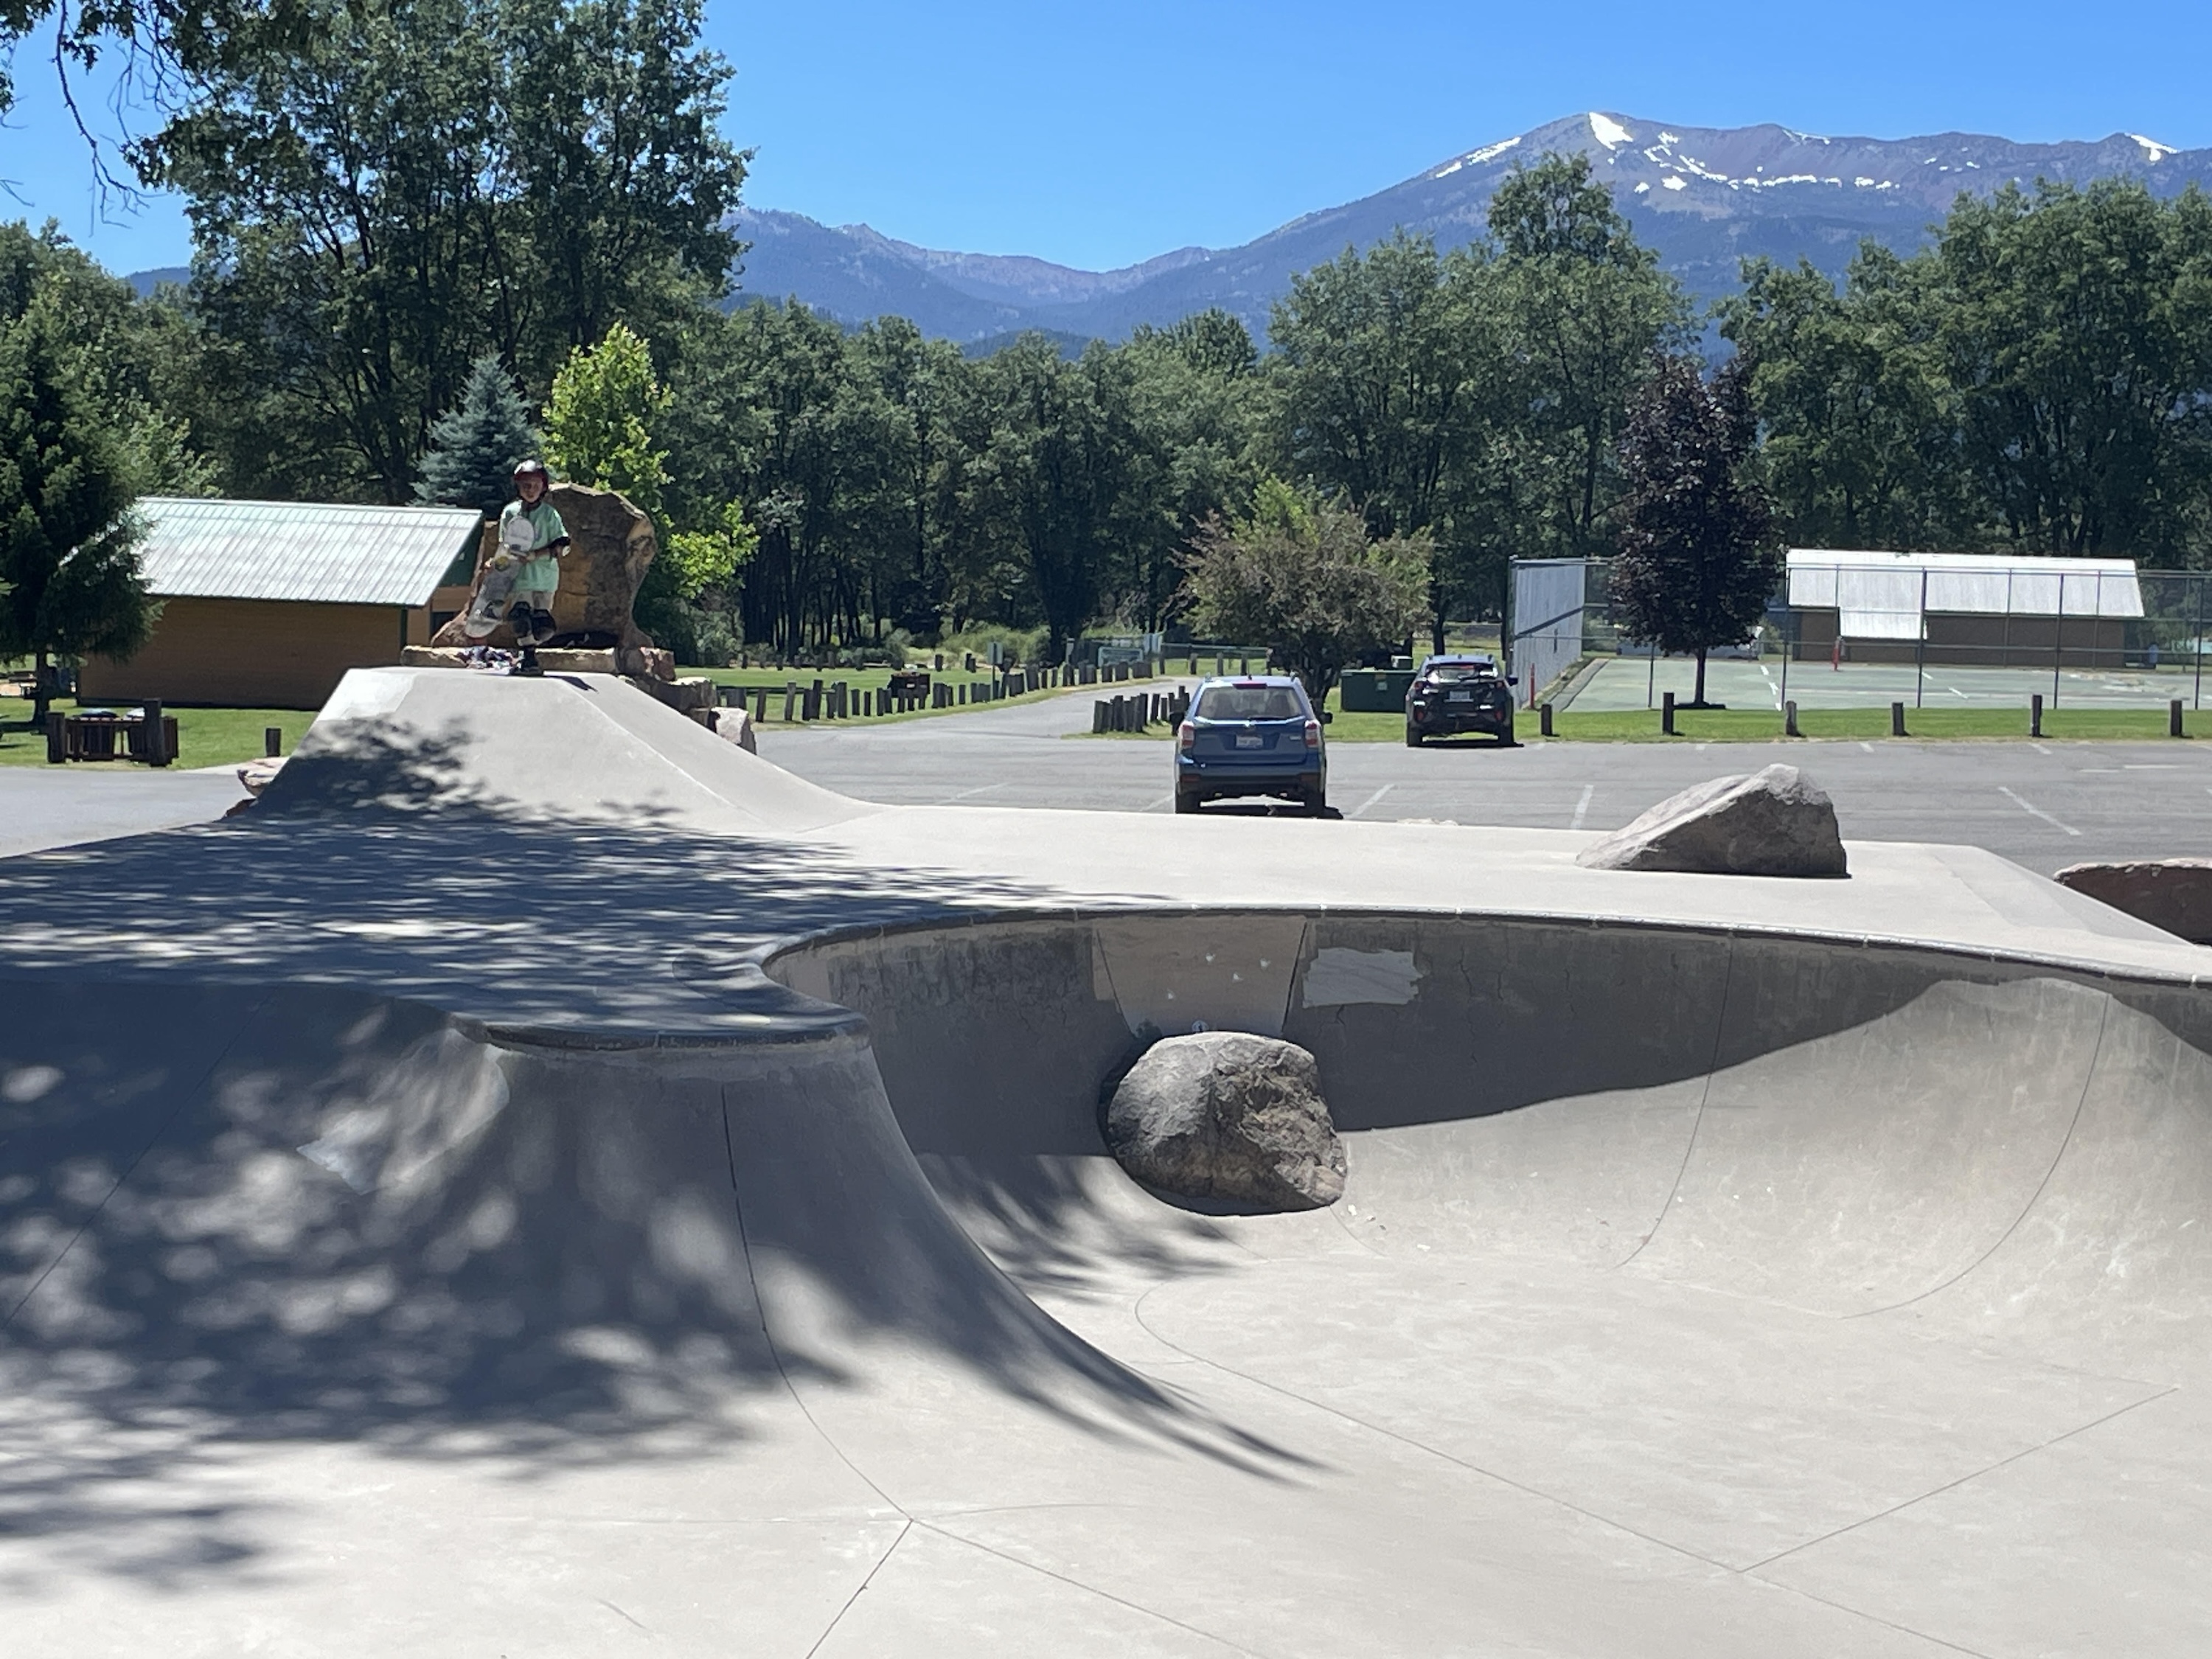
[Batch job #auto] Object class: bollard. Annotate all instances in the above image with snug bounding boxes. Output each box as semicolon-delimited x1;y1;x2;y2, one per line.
141;699;169;765
1661;691;1676;735
1092;700;1108;734
46;710;65;764
2030;692;2043;737
1784;700;1798;738
265;726;283;758
2173;698;2186;738
1891;701;1906;737
1539;702;1554;738
782;683;796;723
754;687;770;723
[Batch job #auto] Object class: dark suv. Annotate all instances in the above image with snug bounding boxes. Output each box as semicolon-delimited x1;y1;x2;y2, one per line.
1405;655;1517;746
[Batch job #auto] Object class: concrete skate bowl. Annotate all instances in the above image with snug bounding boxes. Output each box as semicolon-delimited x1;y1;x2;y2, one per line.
762;907;2212;1652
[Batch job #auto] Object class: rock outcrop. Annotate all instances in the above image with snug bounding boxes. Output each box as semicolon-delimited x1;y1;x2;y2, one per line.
1576;763;1848;877
431;484;660;673
2054;859;2212;945
1104;1032;1346;1211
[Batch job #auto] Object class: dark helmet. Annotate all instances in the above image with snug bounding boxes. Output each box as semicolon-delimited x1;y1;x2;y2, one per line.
512;459;549;481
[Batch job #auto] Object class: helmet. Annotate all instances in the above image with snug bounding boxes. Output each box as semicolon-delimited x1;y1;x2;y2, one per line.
512;459;549;481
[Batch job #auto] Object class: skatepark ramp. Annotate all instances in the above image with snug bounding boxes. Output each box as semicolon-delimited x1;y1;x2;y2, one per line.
6;663;2212;1654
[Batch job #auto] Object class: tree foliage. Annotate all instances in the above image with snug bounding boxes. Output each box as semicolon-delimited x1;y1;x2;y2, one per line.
0;298;158;717
1181;478;1431;705
414;353;538;519
1607;355;1777;705
544;323;672;515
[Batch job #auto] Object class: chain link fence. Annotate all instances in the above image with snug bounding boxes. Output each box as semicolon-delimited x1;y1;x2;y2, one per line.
1509;555;2212;713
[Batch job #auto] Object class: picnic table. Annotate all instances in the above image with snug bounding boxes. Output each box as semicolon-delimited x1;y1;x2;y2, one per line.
46;702;178;767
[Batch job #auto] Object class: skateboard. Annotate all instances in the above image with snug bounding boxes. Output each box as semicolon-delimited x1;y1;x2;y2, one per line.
461;515;541;640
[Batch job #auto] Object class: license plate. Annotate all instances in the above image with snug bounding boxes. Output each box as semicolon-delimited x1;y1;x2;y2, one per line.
1235;733;1264;748
1448;690;1472;702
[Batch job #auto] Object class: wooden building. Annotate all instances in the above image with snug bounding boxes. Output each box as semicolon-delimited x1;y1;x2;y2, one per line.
1787;550;2144;667
80;498;482;709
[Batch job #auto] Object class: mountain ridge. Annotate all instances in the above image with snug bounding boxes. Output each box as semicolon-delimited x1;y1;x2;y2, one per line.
726;111;2212;344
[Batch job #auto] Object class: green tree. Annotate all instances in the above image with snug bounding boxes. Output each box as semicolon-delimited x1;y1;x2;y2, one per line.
1180;477;1431;706
1607;355;1778;707
136;0;743;501
543;322;672;516
416;354;540;519
1485;153;1689;559
1719;250;1959;551
1929;180;2212;559
0;300;159;721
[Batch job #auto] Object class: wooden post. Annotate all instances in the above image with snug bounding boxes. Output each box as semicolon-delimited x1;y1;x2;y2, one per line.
142;699;169;766
2173;698;2186;739
265;726;283;757
1784;700;1799;738
1539;702;1554;737
1661;691;1676;735
782;683;796;723
45;711;65;764
2030;693;2043;737
1891;700;1907;737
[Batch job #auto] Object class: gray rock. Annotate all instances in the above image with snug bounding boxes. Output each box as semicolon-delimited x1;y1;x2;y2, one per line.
1104;1032;1346;1211
1576;763;1848;877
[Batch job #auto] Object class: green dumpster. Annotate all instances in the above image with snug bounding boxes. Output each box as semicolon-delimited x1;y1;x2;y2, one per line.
1338;669;1415;712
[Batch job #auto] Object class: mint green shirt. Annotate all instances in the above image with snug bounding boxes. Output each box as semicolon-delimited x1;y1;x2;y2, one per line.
499;498;567;594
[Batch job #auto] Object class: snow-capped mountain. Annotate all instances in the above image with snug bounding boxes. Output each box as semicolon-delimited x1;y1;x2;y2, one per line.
729;111;2212;345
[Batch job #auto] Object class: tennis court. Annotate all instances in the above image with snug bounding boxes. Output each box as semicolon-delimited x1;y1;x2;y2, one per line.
1565;654;2212;713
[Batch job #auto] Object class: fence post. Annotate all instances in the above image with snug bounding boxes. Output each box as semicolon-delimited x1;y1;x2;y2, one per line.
782;683;796;722
1092;700;1107;734
1891;701;1906;737
1785;700;1799;738
2173;698;2185;739
1661;691;1676;735
2030;693;2043;738
1540;702;1554;737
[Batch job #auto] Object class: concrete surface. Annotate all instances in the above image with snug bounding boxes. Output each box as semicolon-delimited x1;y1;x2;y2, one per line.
4;667;2211;1658
760;691;2212;876
0;766;250;856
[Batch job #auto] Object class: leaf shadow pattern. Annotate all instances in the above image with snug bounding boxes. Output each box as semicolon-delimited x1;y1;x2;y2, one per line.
0;772;1320;1591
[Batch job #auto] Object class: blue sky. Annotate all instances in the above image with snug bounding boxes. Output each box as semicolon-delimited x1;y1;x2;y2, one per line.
5;0;2209;276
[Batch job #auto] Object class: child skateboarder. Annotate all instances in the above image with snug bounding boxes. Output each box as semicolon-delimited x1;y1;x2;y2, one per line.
498;460;571;676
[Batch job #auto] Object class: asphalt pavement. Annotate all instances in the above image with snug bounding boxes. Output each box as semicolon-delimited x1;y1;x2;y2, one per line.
762;686;2212;875
0;766;251;857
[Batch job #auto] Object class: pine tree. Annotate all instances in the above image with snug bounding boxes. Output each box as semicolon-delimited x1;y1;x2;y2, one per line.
415;353;538;518
0;302;156;723
1608;355;1778;709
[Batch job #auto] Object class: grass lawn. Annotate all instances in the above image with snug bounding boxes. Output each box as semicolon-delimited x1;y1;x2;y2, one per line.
0;698;304;769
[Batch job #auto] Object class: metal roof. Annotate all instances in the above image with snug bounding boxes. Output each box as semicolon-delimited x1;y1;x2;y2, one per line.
134;497;483;607
1788;549;2144;639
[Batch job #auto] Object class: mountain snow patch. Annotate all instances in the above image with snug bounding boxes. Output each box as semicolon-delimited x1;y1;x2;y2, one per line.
1662;175;1686;191
2132;134;2178;162
1433;134;1522;178
1589;113;1634;149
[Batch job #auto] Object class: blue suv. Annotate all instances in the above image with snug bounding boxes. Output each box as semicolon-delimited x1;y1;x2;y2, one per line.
1173;675;1326;815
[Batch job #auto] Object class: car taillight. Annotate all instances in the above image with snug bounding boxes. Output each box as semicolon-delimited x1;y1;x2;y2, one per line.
1304;719;1321;749
1178;723;1195;752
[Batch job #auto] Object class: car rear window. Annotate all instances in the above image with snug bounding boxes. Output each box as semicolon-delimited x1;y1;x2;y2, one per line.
1423;664;1493;684
1197;684;1304;721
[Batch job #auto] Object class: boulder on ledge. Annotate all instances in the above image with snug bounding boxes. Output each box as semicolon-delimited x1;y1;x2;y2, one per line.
1576;763;1848;877
1104;1032;1346;1211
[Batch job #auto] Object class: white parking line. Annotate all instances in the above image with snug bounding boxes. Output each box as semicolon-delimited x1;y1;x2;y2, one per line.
1349;784;1394;819
943;783;1007;801
1570;785;1594;830
1144;793;1174;813
1998;786;2081;836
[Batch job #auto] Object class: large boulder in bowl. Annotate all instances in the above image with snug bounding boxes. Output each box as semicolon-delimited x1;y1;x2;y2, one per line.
1576;763;1848;877
1104;1032;1346;1211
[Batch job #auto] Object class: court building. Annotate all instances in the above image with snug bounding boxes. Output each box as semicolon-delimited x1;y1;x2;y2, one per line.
1787;549;2146;667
